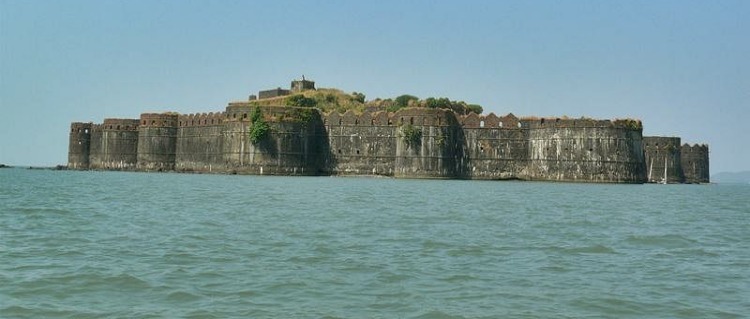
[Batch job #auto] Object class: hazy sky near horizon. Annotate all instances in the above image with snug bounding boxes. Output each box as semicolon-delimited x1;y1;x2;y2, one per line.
1;0;748;173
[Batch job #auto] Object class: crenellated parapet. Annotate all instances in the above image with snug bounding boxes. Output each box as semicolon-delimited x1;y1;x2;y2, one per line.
519;117;642;130
460;112;520;128
178;112;226;127
102;118;140;131
139;113;178;127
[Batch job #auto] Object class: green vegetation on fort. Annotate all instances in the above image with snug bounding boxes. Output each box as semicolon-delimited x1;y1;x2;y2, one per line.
251;89;484;115
248;106;269;144
400;124;422;148
371;95;483;115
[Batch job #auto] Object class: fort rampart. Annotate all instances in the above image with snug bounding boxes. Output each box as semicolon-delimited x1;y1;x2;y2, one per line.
67;81;709;184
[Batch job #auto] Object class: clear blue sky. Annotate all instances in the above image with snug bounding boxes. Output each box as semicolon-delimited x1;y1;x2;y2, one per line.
1;0;748;173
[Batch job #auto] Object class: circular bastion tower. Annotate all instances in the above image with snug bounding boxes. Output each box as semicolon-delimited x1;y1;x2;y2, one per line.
68;122;93;169
137;113;178;171
523;118;647;183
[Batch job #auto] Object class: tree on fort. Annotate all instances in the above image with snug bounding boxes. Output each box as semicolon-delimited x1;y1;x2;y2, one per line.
394;94;419;109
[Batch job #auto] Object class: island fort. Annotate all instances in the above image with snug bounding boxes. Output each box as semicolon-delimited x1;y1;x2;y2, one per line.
68;78;709;183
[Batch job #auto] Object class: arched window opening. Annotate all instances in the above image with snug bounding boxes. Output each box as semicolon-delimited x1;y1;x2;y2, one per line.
480;120;485;128
499;122;503;127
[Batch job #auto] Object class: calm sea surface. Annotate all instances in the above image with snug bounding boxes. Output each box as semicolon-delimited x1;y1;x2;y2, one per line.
1;168;748;318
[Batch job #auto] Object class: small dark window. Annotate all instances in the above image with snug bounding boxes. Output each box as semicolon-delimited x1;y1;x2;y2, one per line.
410;117;414;125
541;119;545;124
355;119;359;125
338;149;342;154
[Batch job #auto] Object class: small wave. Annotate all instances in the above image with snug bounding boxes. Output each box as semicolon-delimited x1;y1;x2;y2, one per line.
167;290;202;302
103;273;153;290
411;310;467;319
563;244;617;254
543;244;616;254
626;234;697;248
439;274;479;282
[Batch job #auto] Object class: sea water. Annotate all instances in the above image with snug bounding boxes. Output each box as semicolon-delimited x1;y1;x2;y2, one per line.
1;168;748;318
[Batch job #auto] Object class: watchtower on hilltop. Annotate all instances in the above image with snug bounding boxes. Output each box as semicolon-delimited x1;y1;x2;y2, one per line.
291;76;315;93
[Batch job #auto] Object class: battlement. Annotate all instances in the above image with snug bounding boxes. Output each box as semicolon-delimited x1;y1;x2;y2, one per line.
70;122;93;134
139;113;179;127
461;112;521;128
644;136;682;150
681;143;709;152
102;118;140;131
224;104;316;122
178;112;226;127
519;117;642;130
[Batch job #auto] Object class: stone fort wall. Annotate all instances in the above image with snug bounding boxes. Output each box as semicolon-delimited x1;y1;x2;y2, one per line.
68;105;707;183
680;143;710;183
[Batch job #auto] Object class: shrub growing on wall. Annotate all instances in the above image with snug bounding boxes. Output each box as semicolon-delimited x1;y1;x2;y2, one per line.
249;106;269;144
400;124;422;148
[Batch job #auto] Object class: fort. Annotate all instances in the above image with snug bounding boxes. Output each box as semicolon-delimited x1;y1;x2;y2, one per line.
68;78;709;184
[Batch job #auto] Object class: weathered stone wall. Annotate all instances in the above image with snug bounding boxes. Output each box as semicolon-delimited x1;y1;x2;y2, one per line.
88;119;139;170
524;119;646;183
643;136;684;183
458;112;528;180
681;144;709;183
176;113;226;172
323;111;398;176
68;122;92;169
69;104;708;184
220;104;321;175
137;113;178;171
